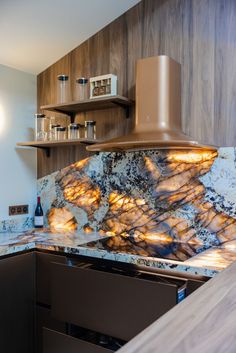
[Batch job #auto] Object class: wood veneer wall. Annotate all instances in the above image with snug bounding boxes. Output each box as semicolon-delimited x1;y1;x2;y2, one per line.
37;0;236;178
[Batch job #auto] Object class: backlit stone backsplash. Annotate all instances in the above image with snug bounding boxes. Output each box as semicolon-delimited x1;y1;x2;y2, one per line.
37;148;236;247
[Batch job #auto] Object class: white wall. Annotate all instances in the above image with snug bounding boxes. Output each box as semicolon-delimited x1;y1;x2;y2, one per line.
0;64;36;222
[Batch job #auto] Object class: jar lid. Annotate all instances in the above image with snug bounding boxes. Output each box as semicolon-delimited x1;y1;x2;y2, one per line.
35;113;45;118
85;120;96;126
76;77;88;84
57;74;69;81
51;124;60;128
56;126;66;131
69;123;80;130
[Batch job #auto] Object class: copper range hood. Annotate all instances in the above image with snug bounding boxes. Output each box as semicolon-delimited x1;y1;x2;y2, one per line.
87;55;216;152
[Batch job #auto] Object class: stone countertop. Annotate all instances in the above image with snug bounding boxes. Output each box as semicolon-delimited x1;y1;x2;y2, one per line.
0;230;236;277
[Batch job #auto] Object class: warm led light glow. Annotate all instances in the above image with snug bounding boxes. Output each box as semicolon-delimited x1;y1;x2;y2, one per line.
63;176;101;214
73;158;90;169
48;207;77;231
142;232;172;242
0;103;6;136
109;192;146;210
83;225;94;233
167;150;217;163
144;157;161;180
223;241;236;250
186;248;236;270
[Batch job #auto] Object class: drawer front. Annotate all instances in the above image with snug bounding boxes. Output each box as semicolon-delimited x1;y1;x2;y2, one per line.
36;252;67;305
43;328;113;353
51;263;177;341
36;306;66;353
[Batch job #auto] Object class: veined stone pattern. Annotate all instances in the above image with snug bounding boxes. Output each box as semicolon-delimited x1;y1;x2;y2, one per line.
37;148;236;247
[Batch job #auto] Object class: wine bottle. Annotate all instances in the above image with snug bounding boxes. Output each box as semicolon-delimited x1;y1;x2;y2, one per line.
34;196;44;228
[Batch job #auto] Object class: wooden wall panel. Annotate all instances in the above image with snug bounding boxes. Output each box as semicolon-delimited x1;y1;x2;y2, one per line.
191;0;215;144
214;0;236;146
37;0;236;178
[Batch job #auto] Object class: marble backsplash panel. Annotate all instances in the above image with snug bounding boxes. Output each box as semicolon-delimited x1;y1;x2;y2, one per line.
37;147;236;247
0;216;33;233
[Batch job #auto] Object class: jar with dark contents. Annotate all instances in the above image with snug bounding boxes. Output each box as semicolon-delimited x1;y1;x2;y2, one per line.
85;121;96;140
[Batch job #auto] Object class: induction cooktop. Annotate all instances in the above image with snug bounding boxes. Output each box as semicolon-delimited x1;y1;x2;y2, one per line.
82;235;211;262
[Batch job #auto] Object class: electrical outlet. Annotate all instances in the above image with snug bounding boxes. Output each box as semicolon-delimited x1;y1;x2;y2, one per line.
9;205;29;216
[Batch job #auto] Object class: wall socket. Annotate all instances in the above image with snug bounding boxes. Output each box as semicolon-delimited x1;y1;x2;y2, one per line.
9;205;29;216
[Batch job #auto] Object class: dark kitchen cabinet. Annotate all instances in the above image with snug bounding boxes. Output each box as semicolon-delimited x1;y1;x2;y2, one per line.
0;250;207;353
0;252;35;353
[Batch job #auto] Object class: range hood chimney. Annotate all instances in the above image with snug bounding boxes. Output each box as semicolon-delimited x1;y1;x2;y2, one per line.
87;55;216;152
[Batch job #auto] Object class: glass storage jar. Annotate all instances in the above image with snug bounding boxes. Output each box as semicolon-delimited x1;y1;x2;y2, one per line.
49;124;60;140
75;78;88;101
55;126;67;140
35;113;47;141
85;121;96;140
57;74;69;103
68;123;81;139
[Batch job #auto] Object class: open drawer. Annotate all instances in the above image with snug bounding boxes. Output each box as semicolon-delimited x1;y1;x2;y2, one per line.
51;261;185;341
43;328;113;353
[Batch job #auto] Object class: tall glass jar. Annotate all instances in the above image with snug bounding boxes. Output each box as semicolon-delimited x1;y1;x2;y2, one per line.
57;74;69;103
85;121;96;140
55;126;67;140
75;78;88;101
49;124;60;140
68;123;81;139
35;113;47;140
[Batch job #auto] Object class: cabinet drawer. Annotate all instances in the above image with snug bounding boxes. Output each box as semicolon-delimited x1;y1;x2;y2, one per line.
43;328;113;353
36;252;67;305
51;262;179;341
36;306;66;353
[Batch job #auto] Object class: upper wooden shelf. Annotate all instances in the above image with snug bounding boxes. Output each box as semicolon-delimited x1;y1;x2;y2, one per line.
16;138;103;157
40;95;134;118
17;138;102;148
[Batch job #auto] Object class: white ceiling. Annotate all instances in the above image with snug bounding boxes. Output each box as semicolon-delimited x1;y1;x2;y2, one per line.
0;0;140;75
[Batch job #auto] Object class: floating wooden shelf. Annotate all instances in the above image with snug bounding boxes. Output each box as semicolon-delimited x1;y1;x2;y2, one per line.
40;95;134;119
16;139;103;157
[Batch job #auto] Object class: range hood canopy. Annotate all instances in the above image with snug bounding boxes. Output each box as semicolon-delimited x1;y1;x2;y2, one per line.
87;55;216;152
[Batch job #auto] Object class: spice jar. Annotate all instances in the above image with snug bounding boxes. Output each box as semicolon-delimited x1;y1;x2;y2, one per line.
35;113;47;141
75;78;88;101
68;123;81;140
55;126;67;140
85;121;96;140
57;74;69;103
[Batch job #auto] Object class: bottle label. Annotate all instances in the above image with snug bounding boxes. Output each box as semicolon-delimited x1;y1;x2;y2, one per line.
34;216;44;227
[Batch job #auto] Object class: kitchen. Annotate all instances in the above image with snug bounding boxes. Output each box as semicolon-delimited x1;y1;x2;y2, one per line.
0;0;236;352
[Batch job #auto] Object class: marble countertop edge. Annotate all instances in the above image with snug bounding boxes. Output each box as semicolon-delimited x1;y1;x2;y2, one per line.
0;235;218;277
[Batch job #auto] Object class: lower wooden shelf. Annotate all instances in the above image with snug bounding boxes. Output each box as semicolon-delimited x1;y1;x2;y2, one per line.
16;139;103;157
